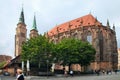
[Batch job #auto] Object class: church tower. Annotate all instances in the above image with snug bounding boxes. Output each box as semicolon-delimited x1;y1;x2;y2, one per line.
29;15;38;38
15;8;27;57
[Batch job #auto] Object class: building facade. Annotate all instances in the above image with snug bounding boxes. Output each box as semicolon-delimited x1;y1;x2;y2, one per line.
118;48;120;70
6;8;39;76
14;8;118;71
47;14;118;71
15;8;27;57
15;9;38;57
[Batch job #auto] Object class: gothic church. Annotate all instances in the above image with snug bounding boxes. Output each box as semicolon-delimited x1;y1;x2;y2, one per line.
15;8;118;71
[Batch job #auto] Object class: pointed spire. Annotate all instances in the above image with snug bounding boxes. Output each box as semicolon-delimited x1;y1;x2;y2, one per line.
95;16;98;21
107;19;110;28
30;14;38;38
18;6;25;24
113;24;115;31
32;14;37;31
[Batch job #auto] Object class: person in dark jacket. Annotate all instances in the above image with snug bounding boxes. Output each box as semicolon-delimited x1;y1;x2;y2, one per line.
16;69;24;80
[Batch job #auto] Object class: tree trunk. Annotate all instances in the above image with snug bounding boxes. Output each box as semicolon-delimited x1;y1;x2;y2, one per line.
68;63;71;72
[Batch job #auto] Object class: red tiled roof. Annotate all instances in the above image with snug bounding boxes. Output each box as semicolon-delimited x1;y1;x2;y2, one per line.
48;14;102;36
0;55;12;62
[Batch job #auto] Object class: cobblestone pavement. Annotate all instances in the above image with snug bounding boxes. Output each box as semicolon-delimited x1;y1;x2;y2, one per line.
0;73;120;80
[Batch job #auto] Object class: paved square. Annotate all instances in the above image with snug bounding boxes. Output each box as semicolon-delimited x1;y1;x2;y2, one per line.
0;73;120;80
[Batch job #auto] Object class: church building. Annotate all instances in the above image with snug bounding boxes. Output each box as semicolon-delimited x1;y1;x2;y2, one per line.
47;14;118;71
14;8;118;73
2;8;39;76
15;8;38;57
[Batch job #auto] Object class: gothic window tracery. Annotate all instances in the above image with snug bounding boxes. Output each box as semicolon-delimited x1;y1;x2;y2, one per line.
87;31;92;44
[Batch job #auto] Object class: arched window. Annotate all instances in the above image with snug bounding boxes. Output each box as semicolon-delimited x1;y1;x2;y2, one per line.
87;31;92;44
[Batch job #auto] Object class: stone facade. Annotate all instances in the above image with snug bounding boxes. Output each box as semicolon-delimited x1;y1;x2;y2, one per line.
15;9;27;57
14;8;118;71
118;48;120;70
15;10;38;56
13;9;38;75
30;29;38;38
15;23;27;57
47;14;118;71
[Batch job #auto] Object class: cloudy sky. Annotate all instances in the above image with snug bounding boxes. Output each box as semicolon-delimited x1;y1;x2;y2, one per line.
0;0;120;57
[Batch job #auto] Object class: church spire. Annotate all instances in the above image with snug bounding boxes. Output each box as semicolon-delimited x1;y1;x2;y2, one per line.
31;14;37;31
15;6;27;56
30;14;38;38
113;24;115;31
107;19;110;28
18;7;25;24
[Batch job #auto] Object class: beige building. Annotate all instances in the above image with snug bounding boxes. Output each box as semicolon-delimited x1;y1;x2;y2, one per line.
118;48;120;70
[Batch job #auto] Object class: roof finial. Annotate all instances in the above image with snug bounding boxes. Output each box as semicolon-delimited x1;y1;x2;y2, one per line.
95;16;97;21
113;24;115;31
107;19;110;28
22;3;24;11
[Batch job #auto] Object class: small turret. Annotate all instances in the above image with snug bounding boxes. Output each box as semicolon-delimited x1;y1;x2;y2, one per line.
107;19;110;28
113;24;115;31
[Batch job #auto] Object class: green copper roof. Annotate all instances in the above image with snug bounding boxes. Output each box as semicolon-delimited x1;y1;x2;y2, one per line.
31;15;37;31
18;8;25;24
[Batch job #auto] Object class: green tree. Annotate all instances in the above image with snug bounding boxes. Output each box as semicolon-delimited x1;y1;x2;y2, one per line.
53;38;96;70
0;61;6;69
21;35;54;70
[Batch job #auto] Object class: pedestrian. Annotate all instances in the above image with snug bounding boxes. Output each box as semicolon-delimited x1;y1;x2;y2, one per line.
96;69;100;76
64;70;68;77
114;70;117;74
70;70;73;76
16;69;24;80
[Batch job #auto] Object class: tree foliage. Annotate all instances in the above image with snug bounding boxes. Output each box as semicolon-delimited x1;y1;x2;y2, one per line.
21;35;54;68
53;38;96;66
21;35;96;70
0;61;6;69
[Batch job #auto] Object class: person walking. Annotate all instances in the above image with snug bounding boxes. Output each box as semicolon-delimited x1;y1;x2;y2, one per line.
70;70;73;76
64;70;67;77
16;69;24;80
